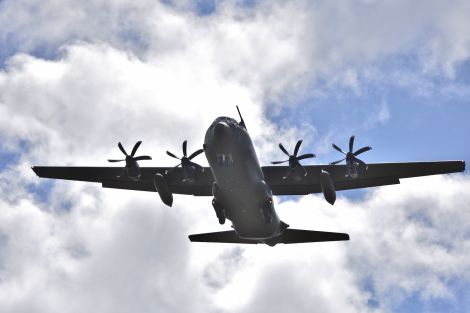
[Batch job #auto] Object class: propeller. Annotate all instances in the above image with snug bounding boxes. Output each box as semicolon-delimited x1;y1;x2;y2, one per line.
166;140;204;172
330;135;371;166
271;140;316;179
108;141;152;179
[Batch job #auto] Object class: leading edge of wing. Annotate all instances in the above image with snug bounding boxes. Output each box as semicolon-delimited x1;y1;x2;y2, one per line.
351;160;465;179
32;166;214;196
263;160;465;195
32;166;122;182
263;160;465;181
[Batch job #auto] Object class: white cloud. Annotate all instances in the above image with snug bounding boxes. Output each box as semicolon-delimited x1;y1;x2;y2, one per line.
0;1;469;312
3;0;470;98
363;100;390;129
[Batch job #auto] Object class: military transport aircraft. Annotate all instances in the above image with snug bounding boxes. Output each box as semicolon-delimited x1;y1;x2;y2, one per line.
32;107;465;246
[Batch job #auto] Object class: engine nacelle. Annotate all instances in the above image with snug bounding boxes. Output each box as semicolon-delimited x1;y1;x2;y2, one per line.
154;173;173;207
126;164;141;181
320;170;336;205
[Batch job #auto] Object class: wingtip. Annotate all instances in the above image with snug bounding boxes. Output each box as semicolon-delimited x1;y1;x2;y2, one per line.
32;166;45;177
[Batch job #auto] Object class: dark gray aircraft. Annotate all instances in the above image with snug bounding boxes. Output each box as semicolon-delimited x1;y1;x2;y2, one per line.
32;107;465;246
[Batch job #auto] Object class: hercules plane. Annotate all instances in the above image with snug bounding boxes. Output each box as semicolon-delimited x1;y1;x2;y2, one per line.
32;107;466;246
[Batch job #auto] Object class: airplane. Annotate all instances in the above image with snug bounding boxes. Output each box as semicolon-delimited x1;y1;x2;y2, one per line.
32;107;466;246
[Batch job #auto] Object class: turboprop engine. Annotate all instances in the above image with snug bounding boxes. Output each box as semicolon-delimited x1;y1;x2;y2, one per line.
320;170;336;205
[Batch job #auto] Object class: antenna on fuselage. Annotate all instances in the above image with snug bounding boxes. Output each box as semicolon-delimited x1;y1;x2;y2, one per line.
236;105;247;130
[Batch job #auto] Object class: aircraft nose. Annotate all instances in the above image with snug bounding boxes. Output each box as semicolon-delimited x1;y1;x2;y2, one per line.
213;121;229;138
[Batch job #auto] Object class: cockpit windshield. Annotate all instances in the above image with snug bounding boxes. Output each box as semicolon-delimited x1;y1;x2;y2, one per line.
211;117;239;128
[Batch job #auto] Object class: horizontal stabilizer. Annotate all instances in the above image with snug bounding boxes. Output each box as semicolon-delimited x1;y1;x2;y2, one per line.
189;231;257;244
188;229;349;245
278;229;349;244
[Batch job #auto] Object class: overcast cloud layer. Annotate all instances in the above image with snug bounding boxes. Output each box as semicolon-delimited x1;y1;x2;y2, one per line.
1;1;470;312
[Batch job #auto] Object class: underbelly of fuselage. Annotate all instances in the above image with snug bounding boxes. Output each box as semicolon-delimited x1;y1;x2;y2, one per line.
213;169;281;240
204;116;283;240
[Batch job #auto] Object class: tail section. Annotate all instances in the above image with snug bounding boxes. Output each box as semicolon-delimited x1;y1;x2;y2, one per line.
189;231;257;244
276;229;349;244
188;229;349;246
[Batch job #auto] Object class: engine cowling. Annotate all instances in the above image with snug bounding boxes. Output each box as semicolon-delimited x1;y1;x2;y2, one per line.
154;173;173;207
320;170;336;205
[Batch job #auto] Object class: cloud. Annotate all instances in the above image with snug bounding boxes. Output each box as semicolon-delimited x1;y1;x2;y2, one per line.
229;174;470;313
203;246;245;290
345;175;470;303
363;100;390;129
0;1;469;313
3;0;470;97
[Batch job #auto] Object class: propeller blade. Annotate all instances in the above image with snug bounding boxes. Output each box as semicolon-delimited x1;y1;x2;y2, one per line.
332;144;346;154
293;140;303;157
279;143;290;156
353;146;372;156
108;159;125;162
134;155;152;161
353;156;366;166
182;140;188;157
296;153;316;161
349;135;355;153
131;141;142;156
166;151;180;160
271;160;289;164
118;142;128;156
188;149;204;160
330;158;346;165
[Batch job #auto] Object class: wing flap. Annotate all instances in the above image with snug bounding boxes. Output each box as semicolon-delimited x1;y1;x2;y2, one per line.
102;180;156;192
333;176;400;191
270;176;400;195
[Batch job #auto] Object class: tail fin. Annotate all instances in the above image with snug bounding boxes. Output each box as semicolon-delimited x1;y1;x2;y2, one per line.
188;229;349;245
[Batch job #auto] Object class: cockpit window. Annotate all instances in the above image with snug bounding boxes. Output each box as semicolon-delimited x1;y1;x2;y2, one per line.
211;117;238;128
217;153;233;168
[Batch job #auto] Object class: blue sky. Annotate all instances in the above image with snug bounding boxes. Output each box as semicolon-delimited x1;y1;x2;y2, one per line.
0;1;469;313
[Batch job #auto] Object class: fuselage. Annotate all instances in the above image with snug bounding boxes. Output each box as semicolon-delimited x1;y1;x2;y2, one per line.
204;117;282;240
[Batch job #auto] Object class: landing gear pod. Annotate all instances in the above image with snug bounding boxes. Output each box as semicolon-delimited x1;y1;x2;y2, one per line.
212;199;226;225
320;170;336;205
154;173;173;207
212;183;227;224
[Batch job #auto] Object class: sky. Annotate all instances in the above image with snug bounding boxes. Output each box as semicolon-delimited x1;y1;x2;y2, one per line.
0;0;470;312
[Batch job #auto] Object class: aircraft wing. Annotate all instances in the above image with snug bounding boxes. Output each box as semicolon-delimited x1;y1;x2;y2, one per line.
33;160;465;197
262;161;465;195
32;166;214;196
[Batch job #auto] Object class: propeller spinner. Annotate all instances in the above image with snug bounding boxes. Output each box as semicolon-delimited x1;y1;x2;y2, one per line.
108;141;152;180
166;140;204;182
330;135;371;166
271;140;316;179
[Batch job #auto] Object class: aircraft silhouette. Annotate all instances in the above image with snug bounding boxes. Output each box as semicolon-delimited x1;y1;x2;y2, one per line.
33;107;465;246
